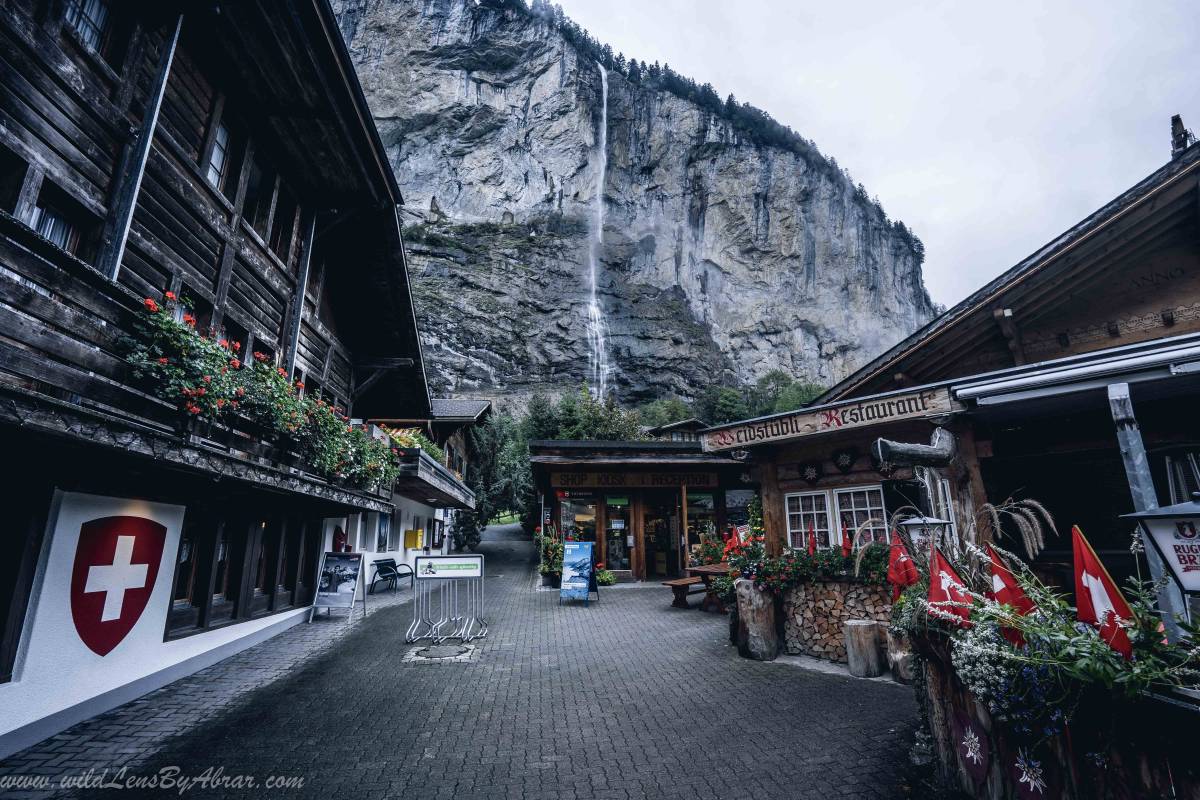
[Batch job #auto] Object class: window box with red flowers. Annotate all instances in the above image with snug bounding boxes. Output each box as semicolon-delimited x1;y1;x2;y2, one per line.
126;293;400;494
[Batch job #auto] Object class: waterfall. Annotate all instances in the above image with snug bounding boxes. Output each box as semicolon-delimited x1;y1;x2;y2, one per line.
586;62;612;399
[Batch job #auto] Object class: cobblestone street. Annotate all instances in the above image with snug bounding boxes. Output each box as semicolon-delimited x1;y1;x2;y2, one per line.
2;526;919;799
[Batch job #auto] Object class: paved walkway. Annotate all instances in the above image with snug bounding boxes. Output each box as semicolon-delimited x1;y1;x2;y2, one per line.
1;525;919;799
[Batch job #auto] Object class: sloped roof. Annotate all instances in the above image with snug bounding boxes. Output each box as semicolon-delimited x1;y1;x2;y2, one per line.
819;139;1200;403
430;398;492;421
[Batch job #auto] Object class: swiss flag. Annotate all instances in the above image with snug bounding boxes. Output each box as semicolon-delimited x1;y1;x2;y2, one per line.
1072;525;1133;659
841;524;852;558
987;544;1035;645
928;547;972;627
887;531;920;601
71;515;166;656
807;522;817;556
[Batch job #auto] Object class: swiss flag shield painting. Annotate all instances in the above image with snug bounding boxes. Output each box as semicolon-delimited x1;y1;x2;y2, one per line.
70;516;166;656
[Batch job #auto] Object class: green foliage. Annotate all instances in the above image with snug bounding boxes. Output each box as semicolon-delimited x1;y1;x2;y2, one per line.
535;526;563;575
711;574;736;605
595;568;616;586
127;294;399;491
744;544;890;596
772;380;826;413
452;509;484;552
383;426;445;464
635;396;692;428
694;386;750;425
696;531;724;566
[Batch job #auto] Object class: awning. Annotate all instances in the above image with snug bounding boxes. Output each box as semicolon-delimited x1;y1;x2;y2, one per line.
953;333;1200;406
392;448;475;510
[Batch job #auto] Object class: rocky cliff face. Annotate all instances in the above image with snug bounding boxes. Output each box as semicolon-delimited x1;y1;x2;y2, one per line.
334;0;935;404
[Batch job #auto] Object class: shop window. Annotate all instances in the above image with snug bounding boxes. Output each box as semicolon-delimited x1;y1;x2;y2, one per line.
785;491;830;549
168;513;215;635
724;489;755;528
64;0;108;52
686;492;716;556
0;145;26;213
29;182;98;261
604;496;631;571
205;121;233;193
386;513;401;551
240;156;275;240
833;486;888;545
209;520;248;625
559;496;597;542
268;184;297;264
249;520;281;616
376;514;391;552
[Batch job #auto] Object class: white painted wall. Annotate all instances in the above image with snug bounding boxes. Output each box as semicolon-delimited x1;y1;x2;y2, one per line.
0;491;308;747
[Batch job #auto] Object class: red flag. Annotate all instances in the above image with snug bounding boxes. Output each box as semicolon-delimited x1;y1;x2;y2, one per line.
986;544;1034;645
887;531;920;601
987;545;1035;615
807;522;817;556
841;524;852;558
928;547;972;627
1072;525;1133;659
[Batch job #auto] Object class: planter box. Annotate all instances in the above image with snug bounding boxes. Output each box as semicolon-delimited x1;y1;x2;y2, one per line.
782;579;891;663
913;630;1200;799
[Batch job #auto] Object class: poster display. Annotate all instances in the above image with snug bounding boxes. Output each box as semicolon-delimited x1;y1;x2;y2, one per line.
312;552;365;620
560;541;594;603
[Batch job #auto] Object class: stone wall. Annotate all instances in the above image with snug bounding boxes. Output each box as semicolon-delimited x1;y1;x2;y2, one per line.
783;580;891;663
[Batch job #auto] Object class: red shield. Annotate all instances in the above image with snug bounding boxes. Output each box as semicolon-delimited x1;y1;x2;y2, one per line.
70;516;166;656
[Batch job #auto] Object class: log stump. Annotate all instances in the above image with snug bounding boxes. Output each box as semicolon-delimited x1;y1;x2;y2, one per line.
735;579;779;661
845;620;885;677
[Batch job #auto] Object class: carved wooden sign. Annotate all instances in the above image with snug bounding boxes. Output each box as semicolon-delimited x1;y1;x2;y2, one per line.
551;472;719;488
701;387;963;452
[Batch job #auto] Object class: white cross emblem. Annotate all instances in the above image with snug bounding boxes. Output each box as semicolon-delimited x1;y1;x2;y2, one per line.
84;535;149;621
1082;570;1117;626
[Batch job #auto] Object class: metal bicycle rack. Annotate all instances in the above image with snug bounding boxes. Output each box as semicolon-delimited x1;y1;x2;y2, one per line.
406;555;488;644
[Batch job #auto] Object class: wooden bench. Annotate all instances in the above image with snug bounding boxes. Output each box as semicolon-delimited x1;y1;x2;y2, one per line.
662;576;706;609
369;558;414;594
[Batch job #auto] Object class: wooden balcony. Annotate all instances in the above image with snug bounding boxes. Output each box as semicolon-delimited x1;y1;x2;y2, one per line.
0;213;391;512
393;448;476;510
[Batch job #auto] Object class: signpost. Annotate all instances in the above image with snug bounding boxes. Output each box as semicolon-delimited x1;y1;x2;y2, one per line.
311;552;366;623
560;541;597;605
406;554;487;644
1123;492;1200;623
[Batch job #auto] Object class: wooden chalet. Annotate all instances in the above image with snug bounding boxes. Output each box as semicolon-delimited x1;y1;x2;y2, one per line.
529;440;757;581
0;0;463;758
702;120;1200;609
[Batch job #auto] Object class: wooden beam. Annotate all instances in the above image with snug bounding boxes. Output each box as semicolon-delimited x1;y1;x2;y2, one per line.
97;13;183;282
13;164;43;224
355;357;415;369
283;212;316;375
211;138;254;328
759;460;785;557
993;307;1026;366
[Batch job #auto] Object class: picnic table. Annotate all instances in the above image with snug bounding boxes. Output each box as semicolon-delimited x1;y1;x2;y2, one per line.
685;562;731;613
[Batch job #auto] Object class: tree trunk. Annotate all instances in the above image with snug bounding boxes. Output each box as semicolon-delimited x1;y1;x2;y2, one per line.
845;620;885;677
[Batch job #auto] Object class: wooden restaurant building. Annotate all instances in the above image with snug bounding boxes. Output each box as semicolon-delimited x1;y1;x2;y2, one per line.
0;0;476;758
529;440;758;581
702;119;1200;605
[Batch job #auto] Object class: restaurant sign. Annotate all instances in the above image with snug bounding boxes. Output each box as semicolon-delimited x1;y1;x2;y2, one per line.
551;472;719;489
701;387;962;451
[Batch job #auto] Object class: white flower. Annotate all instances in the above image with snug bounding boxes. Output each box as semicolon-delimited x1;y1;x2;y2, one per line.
1016;749;1046;794
961;728;982;765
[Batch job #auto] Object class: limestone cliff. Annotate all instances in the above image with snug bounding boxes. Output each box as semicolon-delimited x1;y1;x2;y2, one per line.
334;0;935;403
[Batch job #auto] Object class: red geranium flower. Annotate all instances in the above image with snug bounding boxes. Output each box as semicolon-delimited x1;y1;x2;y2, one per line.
253;351;268;362
230;358;241;369
186;403;201;415
183;313;197;327
219;338;228;348
202;375;212;383
164;291;177;301
295;381;305;390
232;341;241;351
277;367;287;377
157;357;169;365
143;298;159;313
236;387;246;397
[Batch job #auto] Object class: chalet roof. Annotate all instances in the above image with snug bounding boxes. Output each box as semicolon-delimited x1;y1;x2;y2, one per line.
819;138;1200;403
645;418;708;435
195;0;402;208
430;398;493;421
528;440;744;467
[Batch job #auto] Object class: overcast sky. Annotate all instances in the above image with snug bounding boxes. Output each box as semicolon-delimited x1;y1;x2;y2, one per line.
554;0;1200;306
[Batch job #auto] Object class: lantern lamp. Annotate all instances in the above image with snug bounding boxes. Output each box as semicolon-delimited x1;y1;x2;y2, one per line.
897;515;953;553
1122;493;1200;594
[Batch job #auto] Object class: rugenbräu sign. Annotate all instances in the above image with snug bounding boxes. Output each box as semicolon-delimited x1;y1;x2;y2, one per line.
701;387;962;451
